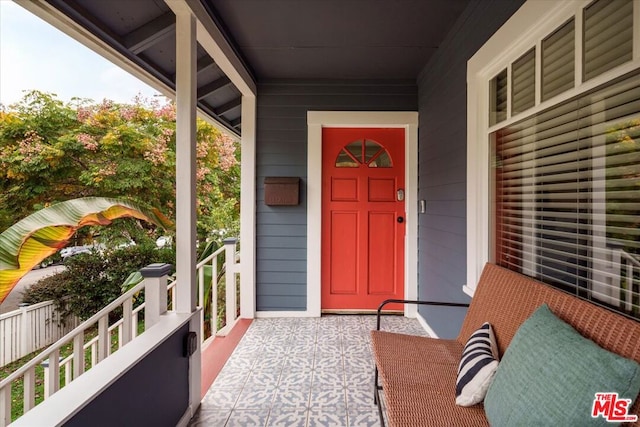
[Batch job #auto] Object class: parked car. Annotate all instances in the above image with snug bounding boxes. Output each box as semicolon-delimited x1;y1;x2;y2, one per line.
60;243;105;259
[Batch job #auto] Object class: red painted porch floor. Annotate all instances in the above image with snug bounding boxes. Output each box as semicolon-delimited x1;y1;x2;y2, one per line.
190;315;428;426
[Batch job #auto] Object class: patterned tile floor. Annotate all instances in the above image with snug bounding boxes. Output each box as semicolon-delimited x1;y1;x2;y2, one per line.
189;315;429;427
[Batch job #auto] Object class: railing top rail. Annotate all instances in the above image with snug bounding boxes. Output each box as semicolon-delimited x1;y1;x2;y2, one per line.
196;245;226;269
0;279;146;387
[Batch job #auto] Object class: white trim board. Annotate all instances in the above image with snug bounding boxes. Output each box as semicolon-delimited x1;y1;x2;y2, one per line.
306;111;419;318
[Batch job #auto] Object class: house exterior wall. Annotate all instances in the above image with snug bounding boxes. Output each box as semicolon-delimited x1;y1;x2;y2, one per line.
416;0;525;338
256;81;417;311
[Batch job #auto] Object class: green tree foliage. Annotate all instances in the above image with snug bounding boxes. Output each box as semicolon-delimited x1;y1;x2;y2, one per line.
0;91;240;245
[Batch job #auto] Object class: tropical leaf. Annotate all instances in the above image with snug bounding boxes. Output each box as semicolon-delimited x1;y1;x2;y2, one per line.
0;197;173;304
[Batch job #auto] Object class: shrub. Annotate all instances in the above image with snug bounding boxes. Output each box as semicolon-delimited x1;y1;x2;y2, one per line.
21;271;71;305
22;244;175;321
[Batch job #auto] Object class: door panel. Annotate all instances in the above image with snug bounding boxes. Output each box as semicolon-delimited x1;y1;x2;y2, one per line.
369;178;396;202
368;211;397;295
330;211;359;294
321;127;405;311
332;178;358;201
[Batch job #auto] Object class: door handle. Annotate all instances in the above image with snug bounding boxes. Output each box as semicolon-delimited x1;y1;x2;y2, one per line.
397;216;404;223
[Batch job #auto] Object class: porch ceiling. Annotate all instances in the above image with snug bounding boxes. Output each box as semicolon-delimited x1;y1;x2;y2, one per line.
37;0;470;136
206;0;471;80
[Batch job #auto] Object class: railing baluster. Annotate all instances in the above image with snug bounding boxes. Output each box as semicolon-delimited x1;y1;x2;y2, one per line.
211;253;218;334
97;316;109;363
132;310;139;338
0;383;10;427
122;298;133;346
224;239;237;331
198;266;205;339
23;367;35;411
73;332;84;379
626;262;633;312
64;360;72;386
198;266;205;308
43;349;60;399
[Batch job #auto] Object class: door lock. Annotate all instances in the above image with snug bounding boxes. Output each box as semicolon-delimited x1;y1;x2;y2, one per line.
397;189;405;201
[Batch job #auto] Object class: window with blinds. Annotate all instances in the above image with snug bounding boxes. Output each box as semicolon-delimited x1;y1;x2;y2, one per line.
491;69;640;319
583;0;633;81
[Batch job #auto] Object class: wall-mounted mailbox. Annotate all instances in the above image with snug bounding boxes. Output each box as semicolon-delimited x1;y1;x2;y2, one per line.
264;177;300;206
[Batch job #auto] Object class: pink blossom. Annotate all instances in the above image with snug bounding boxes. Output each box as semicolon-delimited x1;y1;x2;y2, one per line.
216;134;237;171
196;166;210;182
77;133;98;151
17;131;46;162
154;103;176;121
120;106;136;121
76;107;92;122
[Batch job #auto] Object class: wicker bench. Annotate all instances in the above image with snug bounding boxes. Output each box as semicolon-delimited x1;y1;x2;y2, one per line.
371;263;640;426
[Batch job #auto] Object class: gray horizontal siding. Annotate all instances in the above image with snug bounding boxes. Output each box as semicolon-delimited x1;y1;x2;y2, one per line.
256;80;417;311
417;0;525;338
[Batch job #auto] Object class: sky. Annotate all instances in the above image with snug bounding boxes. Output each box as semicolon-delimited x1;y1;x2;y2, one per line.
0;0;163;108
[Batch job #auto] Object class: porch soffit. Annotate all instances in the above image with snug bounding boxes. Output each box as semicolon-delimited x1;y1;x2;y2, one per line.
36;0;471;136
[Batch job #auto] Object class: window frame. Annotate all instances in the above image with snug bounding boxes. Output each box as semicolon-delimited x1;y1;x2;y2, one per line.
466;0;640;295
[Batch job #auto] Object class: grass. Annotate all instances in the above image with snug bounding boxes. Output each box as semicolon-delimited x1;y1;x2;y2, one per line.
1;322;145;423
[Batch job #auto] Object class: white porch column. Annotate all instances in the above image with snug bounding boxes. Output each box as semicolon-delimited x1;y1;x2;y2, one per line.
174;7;197;314
240;95;256;318
171;5;201;420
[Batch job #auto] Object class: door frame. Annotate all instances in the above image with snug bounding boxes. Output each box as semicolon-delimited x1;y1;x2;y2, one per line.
307;111;419;317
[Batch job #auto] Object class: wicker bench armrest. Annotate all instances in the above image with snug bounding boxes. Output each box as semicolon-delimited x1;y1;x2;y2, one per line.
376;299;470;330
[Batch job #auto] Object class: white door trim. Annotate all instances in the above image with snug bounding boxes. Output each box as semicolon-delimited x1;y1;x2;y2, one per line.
307;111;419;317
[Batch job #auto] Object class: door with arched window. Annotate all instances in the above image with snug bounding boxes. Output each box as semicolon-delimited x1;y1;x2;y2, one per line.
321;128;405;311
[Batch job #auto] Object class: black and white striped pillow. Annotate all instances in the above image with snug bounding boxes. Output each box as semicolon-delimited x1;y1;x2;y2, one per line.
455;322;499;406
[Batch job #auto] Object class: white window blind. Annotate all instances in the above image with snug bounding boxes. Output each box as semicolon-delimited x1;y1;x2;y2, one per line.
583;0;633;82
492;69;640;319
512;48;536;115
490;69;508;126
542;18;575;102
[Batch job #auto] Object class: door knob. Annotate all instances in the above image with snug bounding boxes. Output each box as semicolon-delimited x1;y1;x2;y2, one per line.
397;216;404;223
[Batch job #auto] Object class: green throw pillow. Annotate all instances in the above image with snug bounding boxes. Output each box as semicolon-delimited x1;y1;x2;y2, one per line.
484;304;640;426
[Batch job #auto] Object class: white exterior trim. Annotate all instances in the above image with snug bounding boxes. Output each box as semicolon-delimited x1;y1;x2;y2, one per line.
306;111;419;318
256;311;319;318
240;96;257;318
173;9;198;314
171;0;256;97
467;0;640;292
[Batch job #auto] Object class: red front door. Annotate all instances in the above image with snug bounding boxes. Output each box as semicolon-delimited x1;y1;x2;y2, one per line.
321;128;405;311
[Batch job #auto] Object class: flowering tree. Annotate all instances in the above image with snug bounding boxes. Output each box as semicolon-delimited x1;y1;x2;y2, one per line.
0;91;239;245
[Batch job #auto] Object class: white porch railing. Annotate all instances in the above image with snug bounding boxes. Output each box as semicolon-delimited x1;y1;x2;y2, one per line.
0;302;79;368
0;238;240;426
196;238;241;343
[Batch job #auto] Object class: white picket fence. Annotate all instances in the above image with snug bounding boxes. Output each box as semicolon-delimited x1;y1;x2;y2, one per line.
0;301;79;368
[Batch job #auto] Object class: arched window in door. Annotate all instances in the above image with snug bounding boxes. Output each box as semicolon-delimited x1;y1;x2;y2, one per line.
335;139;392;168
